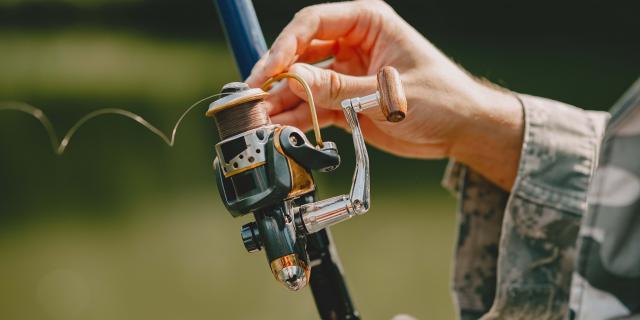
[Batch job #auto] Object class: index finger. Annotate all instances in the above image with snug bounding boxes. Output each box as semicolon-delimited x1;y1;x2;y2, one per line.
245;1;371;86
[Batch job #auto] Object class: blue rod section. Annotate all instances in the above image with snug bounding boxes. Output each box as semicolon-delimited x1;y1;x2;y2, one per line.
214;0;268;79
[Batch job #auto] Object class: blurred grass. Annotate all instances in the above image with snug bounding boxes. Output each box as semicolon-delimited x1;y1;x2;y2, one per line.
0;190;457;320
0;30;235;105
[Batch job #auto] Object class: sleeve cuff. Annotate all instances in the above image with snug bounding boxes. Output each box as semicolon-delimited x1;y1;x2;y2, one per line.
510;94;608;214
442;160;465;195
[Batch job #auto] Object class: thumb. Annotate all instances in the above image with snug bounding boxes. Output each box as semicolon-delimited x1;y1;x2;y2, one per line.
287;63;377;110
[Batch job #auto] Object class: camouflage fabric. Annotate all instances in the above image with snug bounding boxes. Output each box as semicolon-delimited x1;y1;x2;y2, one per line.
570;79;640;319
443;84;631;319
443;161;508;320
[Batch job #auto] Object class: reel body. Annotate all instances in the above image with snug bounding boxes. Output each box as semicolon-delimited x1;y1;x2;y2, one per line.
206;67;406;293
213;123;340;289
209;82;342;290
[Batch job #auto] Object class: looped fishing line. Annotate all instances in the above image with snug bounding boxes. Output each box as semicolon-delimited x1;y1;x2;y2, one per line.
0;93;222;155
0;72;324;155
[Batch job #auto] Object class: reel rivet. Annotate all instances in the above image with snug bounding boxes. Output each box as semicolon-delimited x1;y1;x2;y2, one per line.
289;134;298;146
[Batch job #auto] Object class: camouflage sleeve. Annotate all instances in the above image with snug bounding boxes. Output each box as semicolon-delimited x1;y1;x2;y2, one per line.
571;79;640;319
442;161;508;320
443;94;608;320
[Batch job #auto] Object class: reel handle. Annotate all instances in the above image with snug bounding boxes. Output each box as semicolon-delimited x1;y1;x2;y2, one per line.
377;66;407;122
340;66;407;122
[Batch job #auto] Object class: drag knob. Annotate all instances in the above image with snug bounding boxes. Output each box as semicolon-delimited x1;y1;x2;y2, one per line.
240;222;261;253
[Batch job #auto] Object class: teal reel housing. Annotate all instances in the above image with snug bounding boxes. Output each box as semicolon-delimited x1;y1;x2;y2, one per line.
208;82;341;290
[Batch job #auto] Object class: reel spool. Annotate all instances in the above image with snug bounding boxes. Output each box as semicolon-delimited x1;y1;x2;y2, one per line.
206;82;270;140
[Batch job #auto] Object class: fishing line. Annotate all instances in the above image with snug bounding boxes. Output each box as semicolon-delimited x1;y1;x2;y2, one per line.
213;100;270;140
0;72;320;155
0;93;222;155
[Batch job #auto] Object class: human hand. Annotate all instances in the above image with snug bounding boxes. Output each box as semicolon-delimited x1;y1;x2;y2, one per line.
246;0;523;189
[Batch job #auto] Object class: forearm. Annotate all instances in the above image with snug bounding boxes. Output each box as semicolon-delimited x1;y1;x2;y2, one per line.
449;83;609;195
449;85;525;191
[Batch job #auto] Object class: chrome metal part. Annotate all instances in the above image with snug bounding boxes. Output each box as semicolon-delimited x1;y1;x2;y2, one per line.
318;141;339;172
319;140;337;152
270;252;310;291
343;103;370;213
295;195;353;234
293;100;371;234
215;126;274;177
277;265;307;291
342;92;380;113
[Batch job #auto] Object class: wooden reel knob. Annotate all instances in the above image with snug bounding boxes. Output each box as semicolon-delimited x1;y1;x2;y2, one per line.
377;66;407;122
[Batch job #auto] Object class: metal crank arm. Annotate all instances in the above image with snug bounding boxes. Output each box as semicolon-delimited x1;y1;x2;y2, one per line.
293;66;407;234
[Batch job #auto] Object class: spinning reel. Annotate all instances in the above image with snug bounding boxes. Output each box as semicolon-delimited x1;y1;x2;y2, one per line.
206;66;406;316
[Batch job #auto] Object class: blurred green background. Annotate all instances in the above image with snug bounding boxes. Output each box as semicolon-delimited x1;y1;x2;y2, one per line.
0;0;638;319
